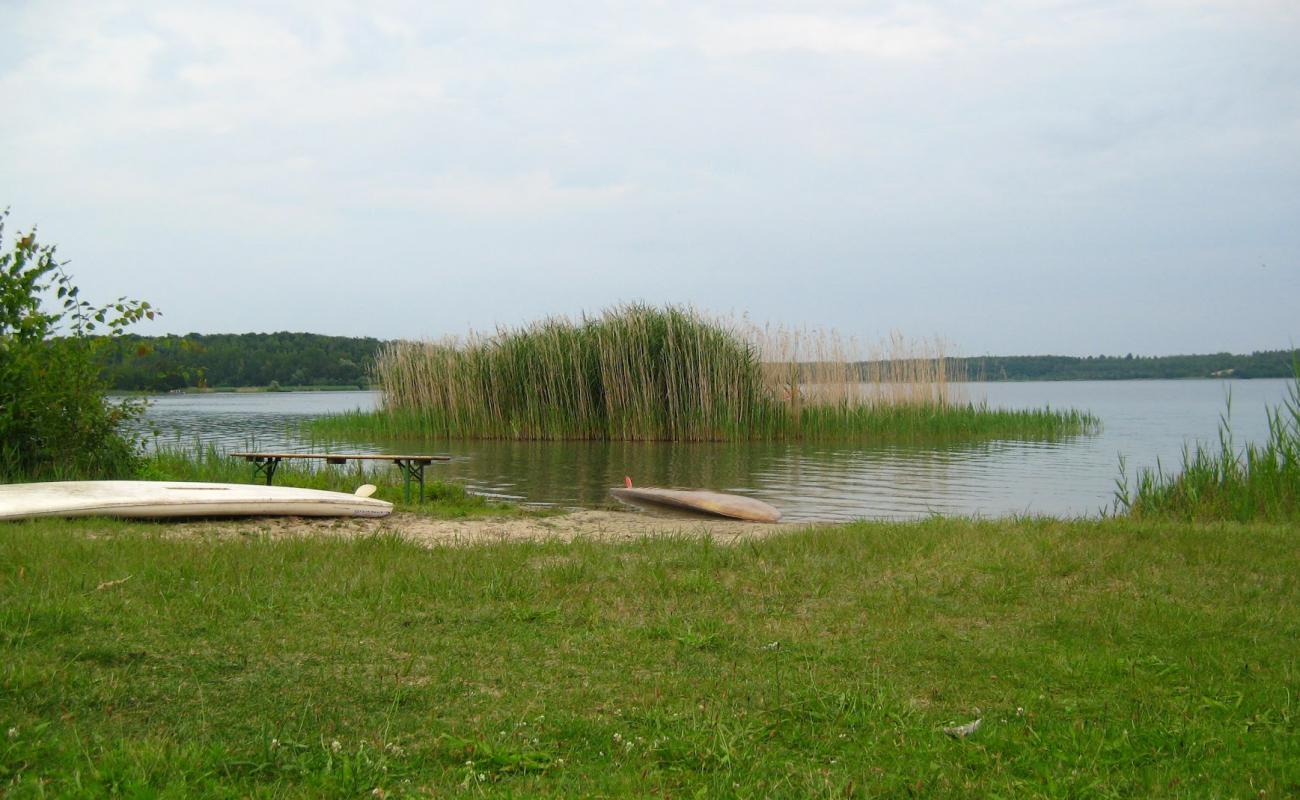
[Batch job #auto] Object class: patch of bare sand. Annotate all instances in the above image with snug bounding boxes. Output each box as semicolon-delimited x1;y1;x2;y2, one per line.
159;509;802;546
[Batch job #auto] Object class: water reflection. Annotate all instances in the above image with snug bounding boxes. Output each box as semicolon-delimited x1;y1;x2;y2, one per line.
135;391;380;453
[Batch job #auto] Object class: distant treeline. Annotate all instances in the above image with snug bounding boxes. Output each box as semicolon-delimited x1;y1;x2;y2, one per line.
953;351;1297;381
99;332;385;391
97;332;1297;391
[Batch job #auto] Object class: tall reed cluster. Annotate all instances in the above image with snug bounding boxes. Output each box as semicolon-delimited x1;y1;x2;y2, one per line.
1118;360;1300;521
353;304;1094;442
374;305;766;441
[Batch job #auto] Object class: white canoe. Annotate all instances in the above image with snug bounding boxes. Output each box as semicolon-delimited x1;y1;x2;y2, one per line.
0;481;393;521
609;487;781;523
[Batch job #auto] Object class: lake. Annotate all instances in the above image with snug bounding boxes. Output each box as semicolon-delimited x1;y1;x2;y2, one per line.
135;380;1295;522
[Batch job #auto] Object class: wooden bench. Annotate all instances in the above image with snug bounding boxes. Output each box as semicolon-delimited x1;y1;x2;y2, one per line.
229;452;452;503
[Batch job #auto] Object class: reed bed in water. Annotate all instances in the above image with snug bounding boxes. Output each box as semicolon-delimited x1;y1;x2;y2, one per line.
318;304;1096;442
370;306;765;441
1117;359;1300;521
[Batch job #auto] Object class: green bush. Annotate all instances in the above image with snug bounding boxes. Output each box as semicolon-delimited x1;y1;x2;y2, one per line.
0;210;157;480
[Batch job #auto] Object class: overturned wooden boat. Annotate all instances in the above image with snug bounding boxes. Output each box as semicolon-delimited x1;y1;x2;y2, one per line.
609;486;781;523
0;481;393;521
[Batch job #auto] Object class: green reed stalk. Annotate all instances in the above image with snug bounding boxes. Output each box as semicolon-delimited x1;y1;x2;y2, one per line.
1117;358;1300;521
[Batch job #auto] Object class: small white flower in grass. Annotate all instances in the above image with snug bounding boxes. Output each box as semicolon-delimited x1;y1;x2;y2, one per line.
477;772;486;782
7;727;17;740
1016;707;1025;717
371;788;387;799
761;641;780;651
331;739;342;753
270;738;279;750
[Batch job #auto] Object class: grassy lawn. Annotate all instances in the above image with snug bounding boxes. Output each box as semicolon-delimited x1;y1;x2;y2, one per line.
2;517;1297;797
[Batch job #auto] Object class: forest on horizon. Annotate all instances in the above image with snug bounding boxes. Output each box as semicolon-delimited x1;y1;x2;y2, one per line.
96;332;1297;392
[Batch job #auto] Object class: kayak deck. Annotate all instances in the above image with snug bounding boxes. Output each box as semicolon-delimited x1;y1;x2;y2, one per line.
609;487;781;523
0;481;393;520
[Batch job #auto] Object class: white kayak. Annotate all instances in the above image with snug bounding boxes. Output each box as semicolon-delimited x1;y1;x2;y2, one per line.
609;487;782;523
0;481;393;521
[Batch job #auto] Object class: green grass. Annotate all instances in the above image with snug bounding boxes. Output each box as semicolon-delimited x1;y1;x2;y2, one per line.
1118;361;1300;521
140;444;537;520
783;400;1096;442
2;517;1296;796
314;304;1097;444
313;402;1098;447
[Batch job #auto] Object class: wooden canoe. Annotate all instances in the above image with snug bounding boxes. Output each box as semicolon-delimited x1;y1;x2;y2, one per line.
609;487;781;523
0;481;393;521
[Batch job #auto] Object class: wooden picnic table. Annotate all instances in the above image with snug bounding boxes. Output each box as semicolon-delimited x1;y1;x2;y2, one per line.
229;452;452;504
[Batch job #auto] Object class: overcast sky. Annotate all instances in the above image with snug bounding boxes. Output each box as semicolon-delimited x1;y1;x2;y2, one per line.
2;0;1297;356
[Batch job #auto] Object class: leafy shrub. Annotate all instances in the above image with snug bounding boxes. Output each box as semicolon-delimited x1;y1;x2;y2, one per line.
0;210;157;480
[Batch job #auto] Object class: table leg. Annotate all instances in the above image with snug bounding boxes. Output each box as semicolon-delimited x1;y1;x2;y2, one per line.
393;459;427;504
251;457;281;486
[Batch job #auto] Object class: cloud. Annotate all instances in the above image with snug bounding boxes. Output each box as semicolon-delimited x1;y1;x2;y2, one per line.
361;172;633;218
689;12;957;59
0;0;1295;351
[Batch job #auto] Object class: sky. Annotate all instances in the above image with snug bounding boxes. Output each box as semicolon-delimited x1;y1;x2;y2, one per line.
1;0;1297;357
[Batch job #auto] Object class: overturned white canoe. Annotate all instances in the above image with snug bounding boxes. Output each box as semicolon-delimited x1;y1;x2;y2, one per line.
0;481;393;521
610;487;781;523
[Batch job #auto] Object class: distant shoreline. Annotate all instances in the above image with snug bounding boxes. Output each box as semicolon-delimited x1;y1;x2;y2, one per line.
110;371;1294;399
98;331;1297;391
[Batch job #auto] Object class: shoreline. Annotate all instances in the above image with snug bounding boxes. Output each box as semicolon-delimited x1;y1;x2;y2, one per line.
124;508;802;545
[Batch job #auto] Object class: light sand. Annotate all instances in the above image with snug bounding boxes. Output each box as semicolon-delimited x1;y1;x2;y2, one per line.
158;509;802;546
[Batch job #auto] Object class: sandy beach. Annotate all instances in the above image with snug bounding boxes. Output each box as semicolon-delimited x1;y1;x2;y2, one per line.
150;508;803;546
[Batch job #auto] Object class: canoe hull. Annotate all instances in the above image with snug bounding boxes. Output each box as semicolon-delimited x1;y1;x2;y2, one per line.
0;481;393;521
610;487;781;523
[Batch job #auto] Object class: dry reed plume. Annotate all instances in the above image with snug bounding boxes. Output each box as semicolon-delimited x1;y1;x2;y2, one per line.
753;324;966;412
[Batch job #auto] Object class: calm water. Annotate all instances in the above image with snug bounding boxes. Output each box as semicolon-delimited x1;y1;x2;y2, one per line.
135;380;1295;522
